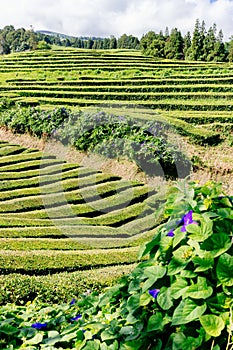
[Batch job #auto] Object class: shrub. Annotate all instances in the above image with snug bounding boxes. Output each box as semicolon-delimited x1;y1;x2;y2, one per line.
37;41;52;50
0;181;232;349
58;111;191;179
0;105;70;137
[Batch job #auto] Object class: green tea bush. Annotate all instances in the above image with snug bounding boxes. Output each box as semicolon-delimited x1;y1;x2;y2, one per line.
0;265;136;306
58;111;191;178
0;104;190;178
0;104;70;137
0;181;232;349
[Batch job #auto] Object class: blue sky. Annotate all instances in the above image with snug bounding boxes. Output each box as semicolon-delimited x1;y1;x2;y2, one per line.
0;0;232;40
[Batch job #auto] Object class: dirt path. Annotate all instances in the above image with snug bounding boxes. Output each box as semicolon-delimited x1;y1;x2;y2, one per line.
0;127;232;194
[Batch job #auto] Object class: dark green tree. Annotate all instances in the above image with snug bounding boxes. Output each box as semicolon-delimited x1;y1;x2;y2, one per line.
190;19;203;60
63;38;71;47
140;31;157;54
72;38;83;48
183;31;192;59
203;25;216;61
117;34;139;49
228;36;233;61
110;36;117;49
103;38;110;49
86;38;94;49
0;34;10;54
140;31;166;58
164;28;184;59
213;30;227;61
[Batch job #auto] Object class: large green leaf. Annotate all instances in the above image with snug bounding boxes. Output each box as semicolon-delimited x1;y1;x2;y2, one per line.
217;208;233;219
180;270;197;278
201;233;232;258
44;331;62;345
138;232;161;259
167;258;188;276
61;331;80;342
100;340;118;350
127;294;140;313
186;216;213;242
25;333;43;345
193;252;214;272
0;323;18;335
147;313;163;332
172;299;206;325
82;339;100;350
157;287;173;310
141;265;166;293
119;340;143;350
184;277;213;299
170;277;188;299
200;315;225;337
173;229;187;248
216;253;233;286
139;292;151;306
207;293;228;313
101;329;118;341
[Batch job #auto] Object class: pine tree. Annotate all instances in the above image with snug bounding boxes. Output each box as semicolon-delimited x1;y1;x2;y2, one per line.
110;36;117;49
203;26;216;61
228;36;233;62
164;27;169;38
213;30;227;61
183;31;191;59
190;19;203;60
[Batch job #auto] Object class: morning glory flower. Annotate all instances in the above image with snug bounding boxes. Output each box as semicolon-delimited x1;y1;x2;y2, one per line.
166;229;175;237
70;298;76;305
180;210;197;232
148;289;160;299
31;322;47;330
166;210;198;237
70;314;82;322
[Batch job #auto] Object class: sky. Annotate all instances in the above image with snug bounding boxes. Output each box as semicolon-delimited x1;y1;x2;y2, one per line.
0;0;232;40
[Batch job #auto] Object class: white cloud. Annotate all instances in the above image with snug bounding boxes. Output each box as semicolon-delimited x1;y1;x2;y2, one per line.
0;0;232;40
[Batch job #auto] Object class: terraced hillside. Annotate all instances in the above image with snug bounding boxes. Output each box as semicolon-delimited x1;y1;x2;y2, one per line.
0;49;232;112
0;48;232;141
0;139;163;303
0;48;233;303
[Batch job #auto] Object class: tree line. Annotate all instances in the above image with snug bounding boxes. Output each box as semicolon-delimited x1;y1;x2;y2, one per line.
0;20;233;62
141;20;232;62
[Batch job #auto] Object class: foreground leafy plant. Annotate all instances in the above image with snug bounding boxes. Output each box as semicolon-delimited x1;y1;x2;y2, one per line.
0;181;232;349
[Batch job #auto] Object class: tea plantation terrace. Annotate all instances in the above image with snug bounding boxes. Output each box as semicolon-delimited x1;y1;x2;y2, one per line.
0;140;162;279
0;49;232;116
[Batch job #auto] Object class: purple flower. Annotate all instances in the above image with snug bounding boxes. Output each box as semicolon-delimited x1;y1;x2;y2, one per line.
166;229;175;237
148;289;160;299
31;322;47;330
70;298;76;305
70;314;82;322
180;210;197;232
